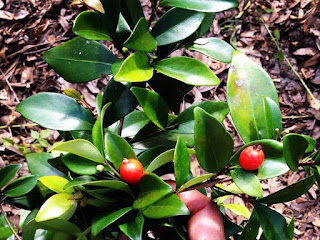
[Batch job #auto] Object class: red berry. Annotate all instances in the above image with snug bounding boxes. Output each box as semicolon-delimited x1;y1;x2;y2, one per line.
120;159;144;185
239;145;265;170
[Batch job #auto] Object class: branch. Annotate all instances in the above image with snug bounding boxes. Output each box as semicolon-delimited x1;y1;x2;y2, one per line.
149;0;160;28
0;204;21;240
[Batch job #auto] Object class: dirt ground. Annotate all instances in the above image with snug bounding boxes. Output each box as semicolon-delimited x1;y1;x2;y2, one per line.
0;0;319;239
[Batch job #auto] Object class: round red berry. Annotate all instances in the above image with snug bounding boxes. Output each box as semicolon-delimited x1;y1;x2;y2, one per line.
239;145;265;170
120;159;144;185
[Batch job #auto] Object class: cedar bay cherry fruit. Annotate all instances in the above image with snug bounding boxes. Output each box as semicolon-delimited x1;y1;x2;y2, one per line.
239;145;265;171
120;158;144;185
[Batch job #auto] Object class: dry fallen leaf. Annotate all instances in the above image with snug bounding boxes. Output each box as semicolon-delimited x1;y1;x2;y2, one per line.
71;0;105;13
307;93;320;110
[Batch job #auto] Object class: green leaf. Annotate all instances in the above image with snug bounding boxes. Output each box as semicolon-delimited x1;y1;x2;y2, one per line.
231;168;263;197
197;13;215;37
114;52;153;82
222;204;250;218
160;0;239;12
43;37;117;83
283;134;308;170
148;73;193;114
0;227;13;239
145;149;174;173
105;132;137;170
96;93;103;116
258;175;315;204
115;13;132;44
263;96;282;140
38;176;73;194
0;164;21;189
231;139;289;180
31;130;40;139
313;166;320;186
50;139;104;163
35;193;77;222
124;17;157;52
120;0;144;29
301;135;316;153
254;204;291;240
154;56;219;86
287;216;294;240
177;173;213;193
138;146;172;168
83;180;133;196
118;213;144;240
227;50;279;143
174;138;190;188
194;107;233;173
190;38;234;63
239;209;260;240
3;175;37;197
133;173;172;210
223;215;242;237
16;93;94;131
121;111;150;137
92;207;132;236
102;79;139;127
27;153;65;177
62;176;97;190
92;103;111;154
61;154;100;175
143;194;189;219
100;0;120;36
152;8;205;46
73;11;111;40
131;87;168;129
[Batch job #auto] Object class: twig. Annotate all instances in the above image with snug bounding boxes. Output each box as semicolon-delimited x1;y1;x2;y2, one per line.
0;204;21;240
261;19;320;108
282;115;312;119
213;186;254;204
118;118;124;136
104;160;121;179
0;69;20;103
0;123;38;129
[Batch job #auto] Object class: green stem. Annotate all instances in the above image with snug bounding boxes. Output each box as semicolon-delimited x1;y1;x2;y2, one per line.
104;160;121;179
0;123;38;129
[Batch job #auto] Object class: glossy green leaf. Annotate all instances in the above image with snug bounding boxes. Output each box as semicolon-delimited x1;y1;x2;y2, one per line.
315;150;320;163
222;204;250;218
100;0;120;36
102;79;139;127
0;164;21;189
239;209;260;240
120;0;144;29
121;111;150;137
115;13;132;44
223;215;242;238
143;194;189;219
43;37;117;83
26;153;65;177
92;103;111;154
152;8;205;46
145;149;174;173
194;107;233;173
231;168;263;197
138;146;172;168
313;166;320;186
287;216;294;240
174;138;190;188
92;207;132;236
50;139;104;163
227;50;279;143
263;96;282;139
96;93;103;116
133;173;172;210
283;134;308;170
61;154;100;175
160;0;239;12
153;56;219;86
105;132;137;170
4;175;37;197
114;52;153;82
259;175;315;204
148;73;193;114
84;180;133;196
190;38;234;63
17;93;94;131
0;227;13;239
197;13;215;37
131;87;168;129
178;173;214;193
35;193;77;222
124;17;157;52
254;204;291;240
38;176;72;194
73;11;111;40
118;213;144;240
301;135;316;153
